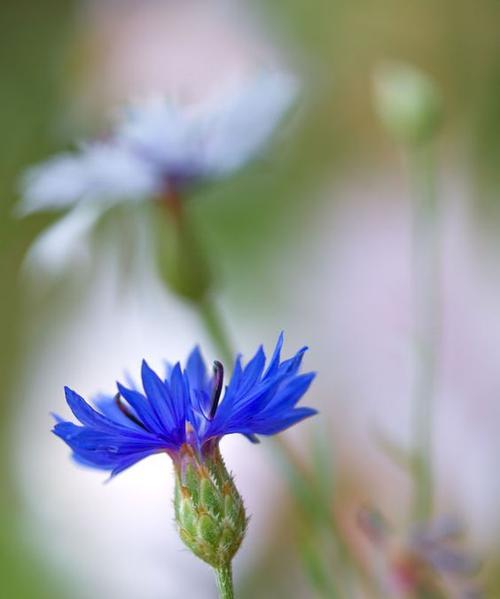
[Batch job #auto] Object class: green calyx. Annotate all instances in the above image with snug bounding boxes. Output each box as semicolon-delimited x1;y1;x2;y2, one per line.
174;444;247;569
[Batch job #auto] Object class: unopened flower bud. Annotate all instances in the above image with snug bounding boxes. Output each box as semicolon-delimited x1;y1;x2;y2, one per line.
373;61;443;145
173;443;247;568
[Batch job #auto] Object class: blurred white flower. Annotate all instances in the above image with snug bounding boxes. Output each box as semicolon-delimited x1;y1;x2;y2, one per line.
22;203;103;280
117;71;298;181
19;142;158;216
18;70;297;277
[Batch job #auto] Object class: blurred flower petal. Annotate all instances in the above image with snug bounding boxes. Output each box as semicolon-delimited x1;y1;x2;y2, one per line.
117;70;298;184
18;142;159;216
200;71;298;176
117;99;203;180
18;70;298;230
23;202;104;278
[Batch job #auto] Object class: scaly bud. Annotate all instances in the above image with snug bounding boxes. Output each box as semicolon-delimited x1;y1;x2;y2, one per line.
173;443;247;569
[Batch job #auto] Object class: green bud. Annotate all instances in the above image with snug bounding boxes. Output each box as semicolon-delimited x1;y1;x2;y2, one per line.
173;444;247;569
373;61;443;145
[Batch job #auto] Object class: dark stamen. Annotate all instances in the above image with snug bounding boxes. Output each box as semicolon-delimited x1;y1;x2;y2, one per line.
114;393;146;430
209;361;224;419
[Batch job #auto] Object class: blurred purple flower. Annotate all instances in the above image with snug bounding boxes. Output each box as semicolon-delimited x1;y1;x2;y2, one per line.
359;508;483;598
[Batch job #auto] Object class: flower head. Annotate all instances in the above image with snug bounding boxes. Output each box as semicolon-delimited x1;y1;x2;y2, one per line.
117;71;298;185
54;334;315;570
53;333;316;477
18;71;297;277
20;71;297;217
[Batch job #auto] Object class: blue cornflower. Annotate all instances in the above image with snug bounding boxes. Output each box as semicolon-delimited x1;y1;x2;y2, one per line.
54;334;316;572
54;333;316;477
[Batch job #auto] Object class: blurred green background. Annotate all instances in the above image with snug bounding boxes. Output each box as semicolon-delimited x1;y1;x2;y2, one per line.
2;0;500;597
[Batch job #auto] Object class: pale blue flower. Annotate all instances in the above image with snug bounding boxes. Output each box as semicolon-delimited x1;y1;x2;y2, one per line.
18;72;298;276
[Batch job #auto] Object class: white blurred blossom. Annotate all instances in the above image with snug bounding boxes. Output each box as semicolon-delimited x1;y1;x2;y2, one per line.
18;71;297;277
22;203;103;280
117;71;298;181
19;142;158;216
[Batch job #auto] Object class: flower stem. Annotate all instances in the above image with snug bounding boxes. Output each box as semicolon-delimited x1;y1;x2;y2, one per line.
215;563;235;599
197;294;234;367
408;141;440;522
158;189;234;367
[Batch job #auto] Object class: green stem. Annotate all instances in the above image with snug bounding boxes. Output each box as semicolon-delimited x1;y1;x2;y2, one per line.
274;436;377;597
197;294;234;367
215;563;235;599
408;141;440;521
159;193;234;367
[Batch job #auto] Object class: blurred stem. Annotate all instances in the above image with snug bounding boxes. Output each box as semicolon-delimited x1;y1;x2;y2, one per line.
196;294;234;367
163;197;236;596
408;141;440;522
298;532;341;599
215;564;235;599
273;436;378;597
159;191;233;366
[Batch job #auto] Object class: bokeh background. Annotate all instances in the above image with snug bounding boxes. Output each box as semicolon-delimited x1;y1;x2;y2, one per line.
2;0;500;597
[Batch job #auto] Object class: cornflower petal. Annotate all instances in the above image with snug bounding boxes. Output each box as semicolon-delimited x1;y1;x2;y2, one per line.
54;334;316;477
236;346;266;397
185;346;208;392
263;331;284;378
200;72;298;176
116;383;163;433
141;360;179;432
65;387;130;431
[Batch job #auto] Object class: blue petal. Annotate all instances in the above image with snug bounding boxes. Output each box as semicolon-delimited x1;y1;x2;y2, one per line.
278;346;308;375
141;360;179;433
263;372;316;411
93;394;143;430
168;362;188;424
53;418;169;473
237;346;266;396
253;407;318;435
224;355;243;401
263;332;284;378
65;387;130;432
116;383;162;433
204;337;316;444
185;346;208;392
